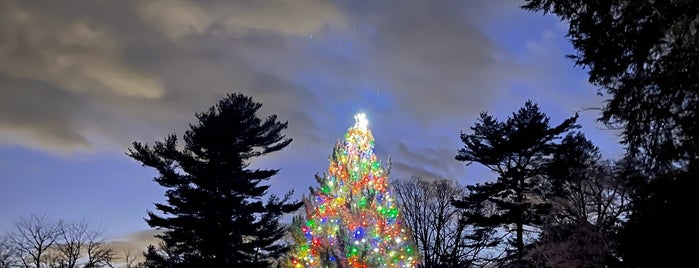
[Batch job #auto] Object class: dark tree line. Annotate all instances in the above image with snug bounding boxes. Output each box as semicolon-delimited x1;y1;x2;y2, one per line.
438;100;631;267
521;0;698;267
389;100;634;267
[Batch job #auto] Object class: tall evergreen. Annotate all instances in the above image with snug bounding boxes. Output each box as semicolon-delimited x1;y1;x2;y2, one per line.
522;0;698;169
454;100;578;266
128;93;303;267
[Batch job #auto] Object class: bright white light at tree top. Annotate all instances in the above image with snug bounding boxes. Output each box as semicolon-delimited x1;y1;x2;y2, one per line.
354;113;368;130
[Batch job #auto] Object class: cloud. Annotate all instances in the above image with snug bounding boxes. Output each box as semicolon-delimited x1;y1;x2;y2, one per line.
108;229;162;264
0;0;515;157
303;0;514;126
0;1;163;98
388;141;460;180
0;0;607;182
0;0;165;150
0;76;92;150
138;0;345;40
0;0;345;152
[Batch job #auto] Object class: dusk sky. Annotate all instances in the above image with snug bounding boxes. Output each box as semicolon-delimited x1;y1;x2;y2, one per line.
0;0;624;241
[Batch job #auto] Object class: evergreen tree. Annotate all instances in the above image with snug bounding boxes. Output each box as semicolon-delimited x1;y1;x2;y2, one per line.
128;93;303;267
453;100;578;266
286;113;419;268
521;1;699;266
522;0;698;169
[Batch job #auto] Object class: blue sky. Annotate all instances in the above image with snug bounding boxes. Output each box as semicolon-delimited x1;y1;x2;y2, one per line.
0;0;623;240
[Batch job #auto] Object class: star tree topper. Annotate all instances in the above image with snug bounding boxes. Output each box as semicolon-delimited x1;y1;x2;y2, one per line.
354;113;368;130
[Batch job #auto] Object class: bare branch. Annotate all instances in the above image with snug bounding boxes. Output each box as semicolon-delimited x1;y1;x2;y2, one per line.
8;214;61;268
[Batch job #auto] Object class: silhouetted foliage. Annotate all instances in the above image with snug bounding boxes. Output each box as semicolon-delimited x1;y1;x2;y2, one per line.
142;243;176;268
128;93;303;267
522;1;699;266
454;100;578;266
527;219;609;268
522;0;698;169
616;160;698;268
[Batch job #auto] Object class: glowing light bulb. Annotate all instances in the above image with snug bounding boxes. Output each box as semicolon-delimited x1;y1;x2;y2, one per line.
354;113;368;130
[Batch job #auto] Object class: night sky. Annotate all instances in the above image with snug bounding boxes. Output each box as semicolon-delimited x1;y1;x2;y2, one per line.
0;0;623;242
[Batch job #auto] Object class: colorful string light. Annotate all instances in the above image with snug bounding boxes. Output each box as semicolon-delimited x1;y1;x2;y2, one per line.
287;113;419;268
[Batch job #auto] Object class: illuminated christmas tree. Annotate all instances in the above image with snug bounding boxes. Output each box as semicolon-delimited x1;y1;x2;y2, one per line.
286;113;419;268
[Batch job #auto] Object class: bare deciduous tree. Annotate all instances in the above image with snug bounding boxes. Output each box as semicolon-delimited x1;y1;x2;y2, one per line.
55;219;89;268
527;134;633;266
0;236;20;268
8;214;61;268
3;216;115;268
55;219;115;268
550;159;632;230
122;249;137;268
392;176;497;267
82;232;115;268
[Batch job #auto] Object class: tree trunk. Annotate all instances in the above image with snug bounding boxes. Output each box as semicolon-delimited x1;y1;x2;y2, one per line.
516;221;523;266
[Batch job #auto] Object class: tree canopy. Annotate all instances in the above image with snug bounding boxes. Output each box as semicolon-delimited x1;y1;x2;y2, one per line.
522;0;698;169
522;1;698;266
128;93;302;267
454;100;578;266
